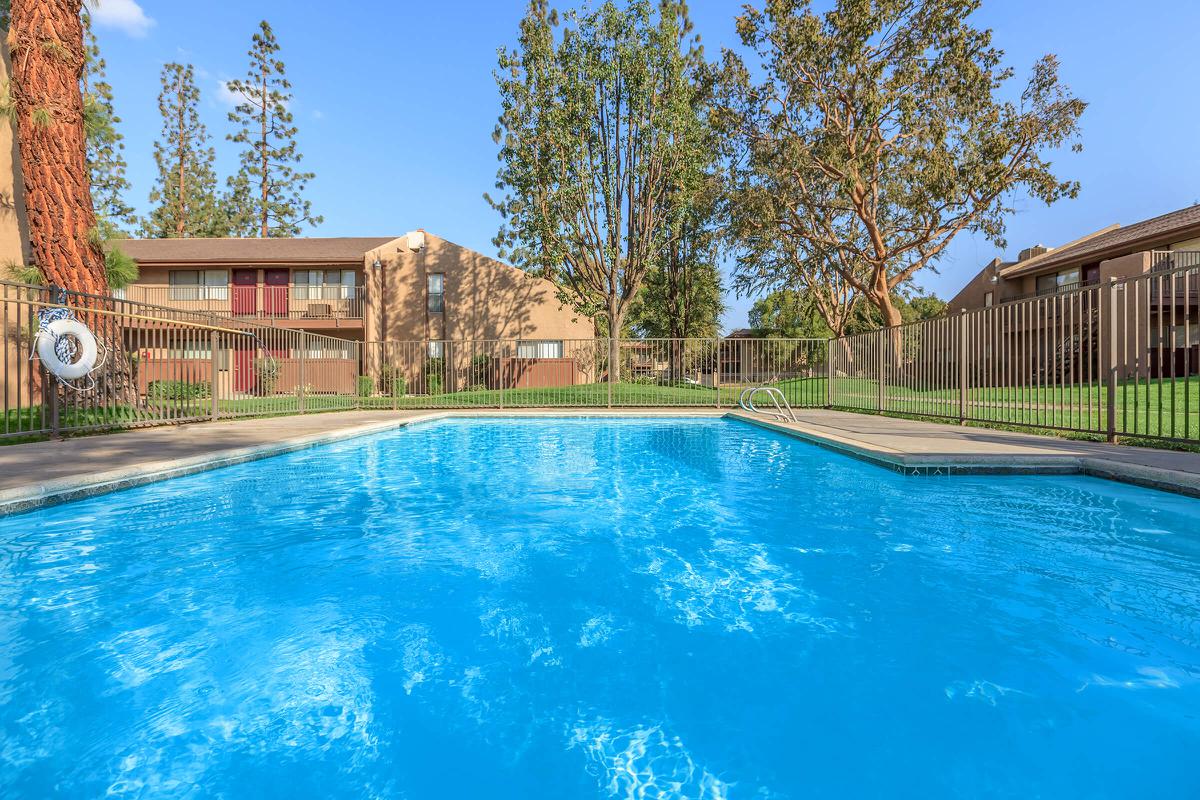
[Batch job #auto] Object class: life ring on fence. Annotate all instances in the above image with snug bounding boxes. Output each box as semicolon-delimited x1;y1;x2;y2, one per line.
36;318;98;380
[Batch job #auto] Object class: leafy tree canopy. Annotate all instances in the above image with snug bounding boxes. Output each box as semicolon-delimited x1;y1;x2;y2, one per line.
720;0;1086;329
225;20;320;237
143;63;228;238
490;0;715;349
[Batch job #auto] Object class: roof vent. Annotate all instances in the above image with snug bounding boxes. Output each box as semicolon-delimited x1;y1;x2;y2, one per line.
404;230;426;252
1018;245;1049;262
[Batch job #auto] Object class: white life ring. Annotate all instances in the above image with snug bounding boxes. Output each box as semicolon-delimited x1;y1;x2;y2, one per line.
37;318;98;380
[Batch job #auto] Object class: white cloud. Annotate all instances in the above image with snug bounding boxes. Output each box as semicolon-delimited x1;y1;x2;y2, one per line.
216;80;291;110
215;80;242;107
87;0;156;38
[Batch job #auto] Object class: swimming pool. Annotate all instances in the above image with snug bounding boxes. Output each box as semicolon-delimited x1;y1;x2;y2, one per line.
1;417;1197;798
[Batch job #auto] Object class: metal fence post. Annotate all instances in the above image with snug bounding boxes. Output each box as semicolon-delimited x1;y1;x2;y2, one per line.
826;338;834;408
607;338;614;409
876;329;886;413
297;336;307;414
210;329;219;422
713;337;721;409
958;312;968;425
47;370;60;439
1105;278;1118;442
498;342;505;411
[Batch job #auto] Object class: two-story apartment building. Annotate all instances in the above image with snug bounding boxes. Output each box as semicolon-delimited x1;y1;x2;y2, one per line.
114;232;594;395
949;203;1200;311
116;231;590;343
948;203;1200;380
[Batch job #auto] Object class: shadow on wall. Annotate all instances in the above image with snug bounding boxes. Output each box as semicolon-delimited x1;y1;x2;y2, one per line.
365;234;592;394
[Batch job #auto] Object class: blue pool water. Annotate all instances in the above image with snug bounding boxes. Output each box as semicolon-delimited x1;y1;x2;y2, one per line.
1;418;1198;798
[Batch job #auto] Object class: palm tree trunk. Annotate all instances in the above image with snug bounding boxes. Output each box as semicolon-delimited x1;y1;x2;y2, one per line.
8;0;107;293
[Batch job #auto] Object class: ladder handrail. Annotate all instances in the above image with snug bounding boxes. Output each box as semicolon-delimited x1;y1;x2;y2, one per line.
737;386;797;423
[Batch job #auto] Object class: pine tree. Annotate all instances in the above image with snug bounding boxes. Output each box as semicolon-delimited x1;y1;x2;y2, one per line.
82;9;135;234
224;20;320;238
142;63;226;238
5;0;107;292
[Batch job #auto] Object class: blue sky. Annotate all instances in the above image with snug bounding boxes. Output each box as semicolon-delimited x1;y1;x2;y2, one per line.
93;0;1200;331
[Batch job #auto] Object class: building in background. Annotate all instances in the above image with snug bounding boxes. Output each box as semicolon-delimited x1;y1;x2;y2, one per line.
114;232;594;395
947;203;1200;380
948;204;1200;312
116;231;590;343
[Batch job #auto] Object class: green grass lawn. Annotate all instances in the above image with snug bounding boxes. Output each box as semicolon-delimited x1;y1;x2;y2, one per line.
4;374;1197;447
830;375;1200;440
356;378;830;410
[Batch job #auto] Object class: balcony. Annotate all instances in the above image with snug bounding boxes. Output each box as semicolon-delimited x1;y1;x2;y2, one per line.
1151;250;1200;273
121;285;364;324
1011;279;1099;303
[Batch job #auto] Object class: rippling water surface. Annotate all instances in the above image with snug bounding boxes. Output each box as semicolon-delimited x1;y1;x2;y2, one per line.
1;418;1199;798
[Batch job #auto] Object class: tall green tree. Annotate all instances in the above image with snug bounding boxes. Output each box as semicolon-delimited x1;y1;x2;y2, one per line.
490;0;713;373
629;182;725;340
82;9;135;234
721;0;1086;330
751;286;946;339
142;63;226;238
749;289;833;338
225;20;320;238
733;211;867;340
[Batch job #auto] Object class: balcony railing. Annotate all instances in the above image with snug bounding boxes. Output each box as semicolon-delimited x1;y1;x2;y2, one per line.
1151;250;1200;273
1011;279;1098;302
121;285;364;321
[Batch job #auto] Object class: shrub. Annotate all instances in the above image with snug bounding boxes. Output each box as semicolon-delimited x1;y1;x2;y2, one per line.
147;379;210;401
357;375;375;397
379;364;407;397
253;357;280;396
468;354;492;388
425;356;445;395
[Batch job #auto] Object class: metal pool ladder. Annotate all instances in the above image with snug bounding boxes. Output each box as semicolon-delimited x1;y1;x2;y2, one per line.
738;387;798;423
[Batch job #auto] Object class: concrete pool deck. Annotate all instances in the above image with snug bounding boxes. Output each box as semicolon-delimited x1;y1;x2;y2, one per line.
729;409;1200;495
0;408;1197;515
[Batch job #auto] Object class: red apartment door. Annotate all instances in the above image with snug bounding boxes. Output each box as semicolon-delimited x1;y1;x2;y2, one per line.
232;269;257;315
234;346;253;393
264;269;289;317
234;344;289;394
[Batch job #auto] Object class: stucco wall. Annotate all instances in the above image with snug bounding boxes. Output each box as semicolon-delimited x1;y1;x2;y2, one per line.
1098;251;1151;282
0;45;33;409
363;233;593;344
948;259;1013;311
0;46;30;269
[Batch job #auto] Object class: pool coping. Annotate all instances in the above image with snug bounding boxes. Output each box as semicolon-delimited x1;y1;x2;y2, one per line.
0;408;1197;517
727;412;1200;498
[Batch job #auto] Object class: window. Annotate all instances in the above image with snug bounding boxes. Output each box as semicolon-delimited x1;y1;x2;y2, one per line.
168;344;229;369
428;341;444;358
293;269;357;300
301;341;354;359
516;340;564;359
1035;268;1082;296
169;270;227;301
170;343;211;359
427;273;445;313
984;291;994;307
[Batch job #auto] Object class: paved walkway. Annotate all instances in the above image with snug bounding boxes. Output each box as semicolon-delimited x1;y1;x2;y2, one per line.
1;408;1197;515
729;409;1200;495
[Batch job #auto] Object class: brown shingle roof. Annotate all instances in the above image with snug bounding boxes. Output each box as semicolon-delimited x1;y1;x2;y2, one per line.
1001;204;1200;277
115;237;398;264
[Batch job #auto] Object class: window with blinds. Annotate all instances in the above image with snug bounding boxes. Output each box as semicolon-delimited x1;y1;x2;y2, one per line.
169;270;228;301
516;340;564;359
292;270;358;300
